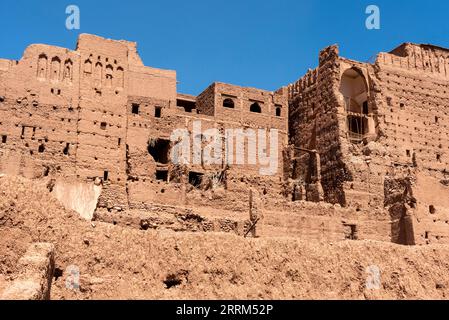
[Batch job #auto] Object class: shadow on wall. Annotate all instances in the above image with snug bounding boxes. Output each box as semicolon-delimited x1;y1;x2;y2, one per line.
52;180;102;220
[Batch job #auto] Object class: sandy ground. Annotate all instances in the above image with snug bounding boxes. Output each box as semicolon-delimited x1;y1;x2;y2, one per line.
2;175;449;300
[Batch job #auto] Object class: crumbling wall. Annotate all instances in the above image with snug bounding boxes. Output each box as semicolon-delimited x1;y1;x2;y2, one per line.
195;84;215;116
262;200;392;242
383;169;417;245
288;45;349;205
373;44;449;182
0;34;291;214
364;44;449;242
410;171;449;245
1;34;448;246
75;35;131;210
0;44;80;180
1;243;55;300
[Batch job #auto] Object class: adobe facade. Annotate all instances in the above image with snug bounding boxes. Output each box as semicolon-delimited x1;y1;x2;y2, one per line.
288;43;449;245
0;34;448;245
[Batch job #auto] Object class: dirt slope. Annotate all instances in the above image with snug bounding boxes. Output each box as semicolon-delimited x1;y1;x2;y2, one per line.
1;175;449;300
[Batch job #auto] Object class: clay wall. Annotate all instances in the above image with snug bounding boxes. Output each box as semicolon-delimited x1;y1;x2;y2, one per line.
0;44;80;180
1;34;448;246
374;44;449;180
372;44;449;244
288;45;349;205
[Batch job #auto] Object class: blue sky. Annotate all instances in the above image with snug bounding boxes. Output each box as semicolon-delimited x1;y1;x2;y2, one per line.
0;0;448;95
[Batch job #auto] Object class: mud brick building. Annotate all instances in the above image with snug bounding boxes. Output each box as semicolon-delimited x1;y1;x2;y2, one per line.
1;34;448;245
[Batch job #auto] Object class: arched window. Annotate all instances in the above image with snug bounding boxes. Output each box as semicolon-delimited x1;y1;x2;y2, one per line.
223;98;235;109
275;106;282;117
250;102;261;113
340;68;371;142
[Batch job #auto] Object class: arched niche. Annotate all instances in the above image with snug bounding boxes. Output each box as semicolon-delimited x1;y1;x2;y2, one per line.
105;64;113;87
84;59;92;75
94;62;103;87
116;66;124;88
51;57;61;81
37;54;48;79
63;59;73;82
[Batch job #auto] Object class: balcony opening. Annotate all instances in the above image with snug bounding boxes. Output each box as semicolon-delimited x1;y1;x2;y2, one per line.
340;68;372;143
347;115;368;138
1;135;6;143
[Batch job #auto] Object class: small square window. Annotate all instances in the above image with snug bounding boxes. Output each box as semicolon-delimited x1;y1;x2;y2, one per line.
155;106;162;118
156;169;168;181
132;104;140;115
100;122;107;130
